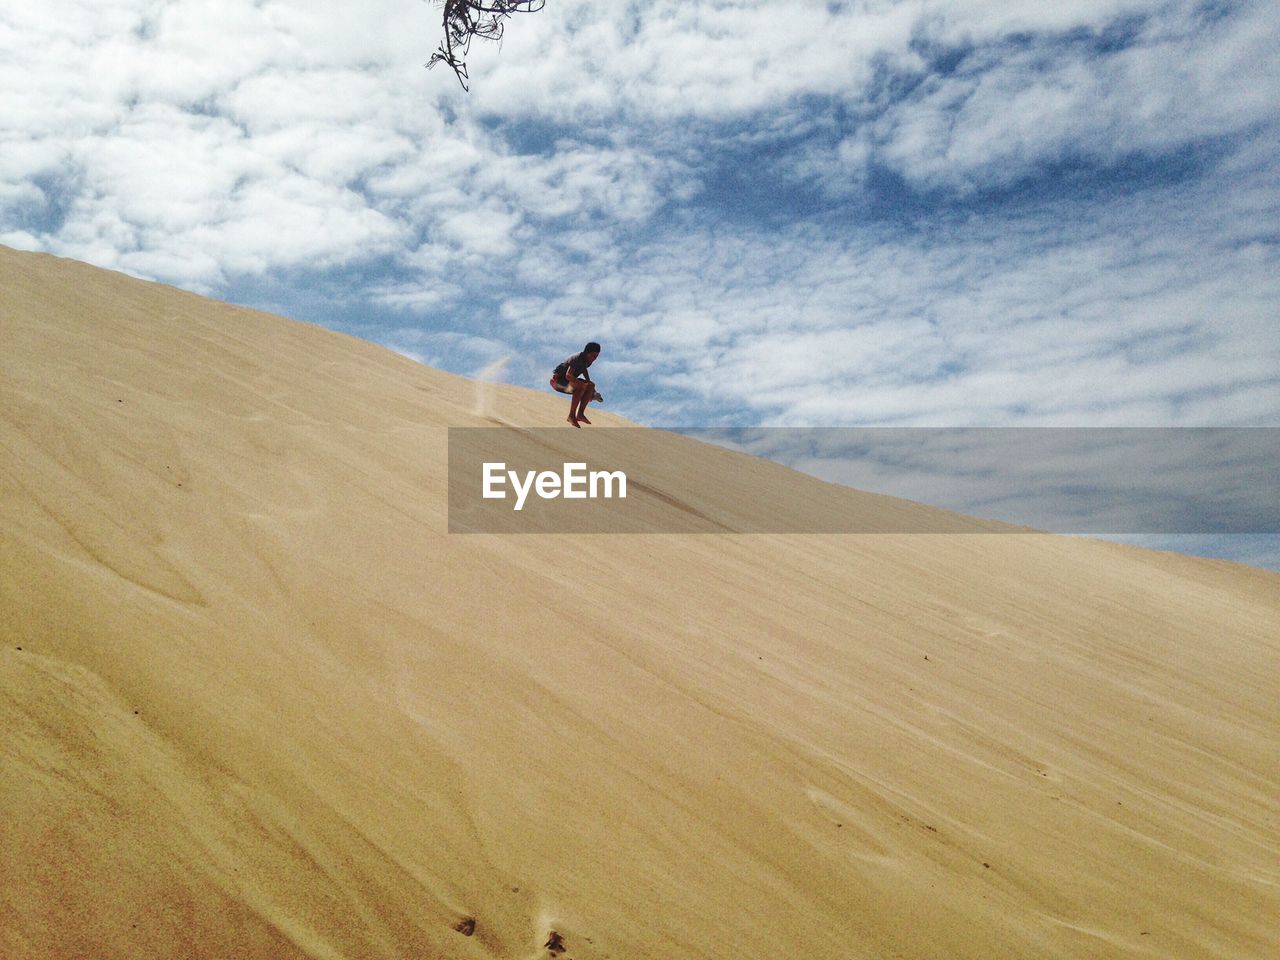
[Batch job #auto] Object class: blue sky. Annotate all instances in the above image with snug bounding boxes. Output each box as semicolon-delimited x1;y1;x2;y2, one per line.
4;0;1278;566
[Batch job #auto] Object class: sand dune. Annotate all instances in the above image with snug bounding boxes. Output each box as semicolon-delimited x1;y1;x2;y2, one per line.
2;244;1277;959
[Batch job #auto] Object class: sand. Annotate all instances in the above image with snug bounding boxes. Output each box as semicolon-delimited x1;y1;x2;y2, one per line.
2;244;1277;959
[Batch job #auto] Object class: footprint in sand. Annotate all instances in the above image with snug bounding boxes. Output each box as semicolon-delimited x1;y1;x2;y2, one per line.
806;786;893;861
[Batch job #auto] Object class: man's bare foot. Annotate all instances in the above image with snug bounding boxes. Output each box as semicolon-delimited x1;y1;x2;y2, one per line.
567;414;580;427
576;414;591;425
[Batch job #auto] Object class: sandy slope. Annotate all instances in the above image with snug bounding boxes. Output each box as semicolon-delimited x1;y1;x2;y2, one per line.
2;244;1277;960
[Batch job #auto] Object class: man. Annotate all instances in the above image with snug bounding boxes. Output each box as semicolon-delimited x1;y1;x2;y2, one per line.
550;341;601;427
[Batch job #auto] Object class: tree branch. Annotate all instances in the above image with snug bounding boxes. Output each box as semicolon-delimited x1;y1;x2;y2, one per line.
426;0;547;91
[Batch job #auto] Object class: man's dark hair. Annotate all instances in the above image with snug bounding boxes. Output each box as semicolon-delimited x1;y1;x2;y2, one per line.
585;341;601;353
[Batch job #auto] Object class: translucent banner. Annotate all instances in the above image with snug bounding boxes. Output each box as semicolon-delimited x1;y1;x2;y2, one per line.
448;427;1280;534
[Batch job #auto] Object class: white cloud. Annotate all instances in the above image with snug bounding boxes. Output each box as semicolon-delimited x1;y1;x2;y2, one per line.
373;280;463;313
872;0;1280;191
0;0;452;286
380;328;519;379
1;0;1277;436
8;0;1276;288
437;204;522;257
0;229;42;251
915;0;1160;42
487;146;1280;427
465;0;920;118
29;99;407;286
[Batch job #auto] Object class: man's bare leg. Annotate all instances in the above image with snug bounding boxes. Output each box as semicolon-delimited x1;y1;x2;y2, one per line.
569;380;593;425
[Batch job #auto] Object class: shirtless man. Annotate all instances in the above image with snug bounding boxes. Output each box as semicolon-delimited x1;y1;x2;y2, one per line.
549;341;600;427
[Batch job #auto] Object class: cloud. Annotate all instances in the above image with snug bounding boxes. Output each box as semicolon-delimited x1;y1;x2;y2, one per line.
866;1;1280;192
465;0;921;118
475;139;1280;427
2;0;1277;436
40;101;408;287
683;426;1280;534
380;328;520;379
1098;534;1280;572
1;2;429;286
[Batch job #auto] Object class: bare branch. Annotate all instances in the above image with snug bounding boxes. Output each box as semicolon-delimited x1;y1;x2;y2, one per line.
426;0;546;91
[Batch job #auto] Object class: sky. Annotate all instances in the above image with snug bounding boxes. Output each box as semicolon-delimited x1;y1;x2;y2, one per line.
4;0;1278;566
